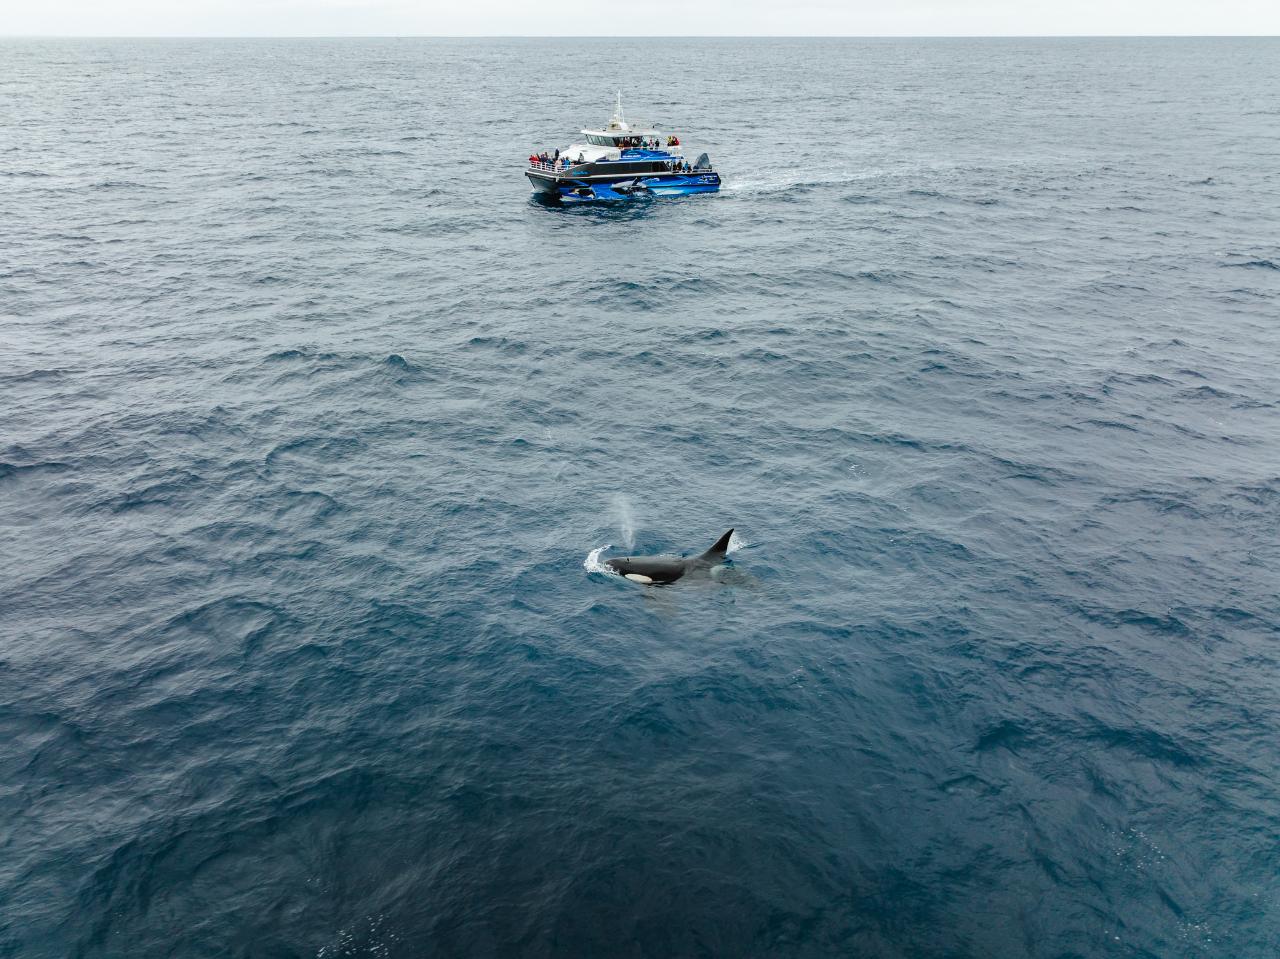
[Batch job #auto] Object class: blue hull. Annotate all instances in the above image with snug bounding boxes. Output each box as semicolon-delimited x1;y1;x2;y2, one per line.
530;172;721;204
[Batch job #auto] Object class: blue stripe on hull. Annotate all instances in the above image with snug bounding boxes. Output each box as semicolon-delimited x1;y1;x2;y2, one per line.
549;173;721;204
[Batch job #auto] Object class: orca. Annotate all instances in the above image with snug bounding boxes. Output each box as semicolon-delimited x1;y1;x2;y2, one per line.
605;529;734;585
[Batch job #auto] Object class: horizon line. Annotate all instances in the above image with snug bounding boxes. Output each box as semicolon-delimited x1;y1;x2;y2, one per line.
3;33;1279;40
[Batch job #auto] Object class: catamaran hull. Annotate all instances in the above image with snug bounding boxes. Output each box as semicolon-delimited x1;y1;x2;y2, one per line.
526;170;721;203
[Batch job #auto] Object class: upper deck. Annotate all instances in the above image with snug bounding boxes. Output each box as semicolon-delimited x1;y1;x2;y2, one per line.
525;94;716;192
564;94;686;153
579;126;664;148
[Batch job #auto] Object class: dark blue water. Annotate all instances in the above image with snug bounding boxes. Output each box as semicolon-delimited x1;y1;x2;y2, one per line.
3;37;1280;958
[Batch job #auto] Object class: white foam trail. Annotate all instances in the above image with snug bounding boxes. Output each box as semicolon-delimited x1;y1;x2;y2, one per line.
726;168;888;196
584;545;619;576
727;531;748;554
612;493;636;551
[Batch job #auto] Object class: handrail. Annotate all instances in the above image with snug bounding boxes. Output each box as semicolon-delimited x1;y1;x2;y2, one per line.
527;160;577;173
526;159;712;175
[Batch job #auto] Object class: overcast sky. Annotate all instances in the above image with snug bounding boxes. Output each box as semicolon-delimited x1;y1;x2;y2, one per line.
4;0;1279;37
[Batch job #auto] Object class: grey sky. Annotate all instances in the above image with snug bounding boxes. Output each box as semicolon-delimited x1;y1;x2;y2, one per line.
4;0;1279;36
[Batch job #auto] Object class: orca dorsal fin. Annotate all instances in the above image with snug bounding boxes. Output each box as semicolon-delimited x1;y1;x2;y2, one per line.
700;529;734;562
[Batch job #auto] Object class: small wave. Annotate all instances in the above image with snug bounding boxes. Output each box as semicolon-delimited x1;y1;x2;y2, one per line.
974;720;1030;753
264;348;308;363
275;489;342;524
265;436;364;469
1083;418;1143;433
1222;258;1278;270
1090;723;1200;767
466;336;527;356
1100;491;1203;519
1105;371;1175;387
0;460;72;481
682;328;729;342
584;545;619;576
334;147;410;158
0;367;73;386
263;347;340;365
105;472;206;514
381;353;417;370
1180;385;1235;400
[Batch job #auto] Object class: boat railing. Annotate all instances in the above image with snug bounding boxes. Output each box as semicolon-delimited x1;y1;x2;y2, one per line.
526;158;713;175
528;159;576;173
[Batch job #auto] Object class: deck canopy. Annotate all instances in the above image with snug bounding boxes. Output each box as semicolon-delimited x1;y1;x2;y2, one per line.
580;127;663;147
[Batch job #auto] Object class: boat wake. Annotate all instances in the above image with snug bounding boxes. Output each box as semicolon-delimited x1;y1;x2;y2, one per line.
726;168;889;196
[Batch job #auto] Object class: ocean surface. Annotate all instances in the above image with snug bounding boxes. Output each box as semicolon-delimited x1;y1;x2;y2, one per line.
3;37;1280;958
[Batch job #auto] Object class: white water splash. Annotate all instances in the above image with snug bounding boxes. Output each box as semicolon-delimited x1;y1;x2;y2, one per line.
315;912;396;958
727;530;748;554
584;545;619;576
612;494;636;551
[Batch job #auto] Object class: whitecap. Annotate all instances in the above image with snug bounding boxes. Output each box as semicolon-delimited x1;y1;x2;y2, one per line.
583;545;619;576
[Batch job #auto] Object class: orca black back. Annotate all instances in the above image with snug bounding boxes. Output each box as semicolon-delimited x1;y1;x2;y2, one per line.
605;529;735;586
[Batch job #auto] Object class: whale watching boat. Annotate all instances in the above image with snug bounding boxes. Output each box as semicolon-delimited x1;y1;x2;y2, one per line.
526;95;720;203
